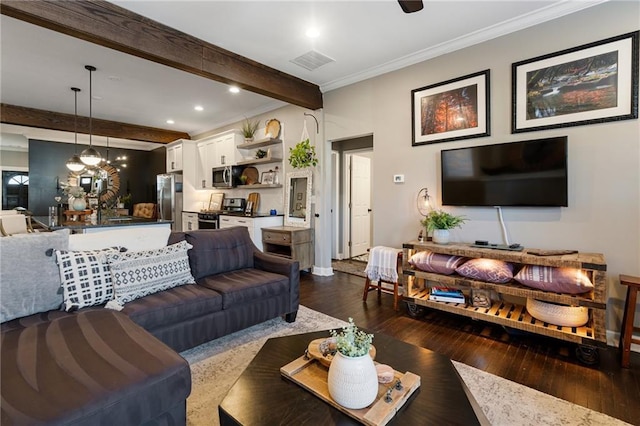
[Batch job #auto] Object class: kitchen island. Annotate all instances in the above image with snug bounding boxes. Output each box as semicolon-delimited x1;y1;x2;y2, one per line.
33;216;173;234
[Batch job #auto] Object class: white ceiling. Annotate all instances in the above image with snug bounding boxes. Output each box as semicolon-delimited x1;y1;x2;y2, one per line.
0;0;603;150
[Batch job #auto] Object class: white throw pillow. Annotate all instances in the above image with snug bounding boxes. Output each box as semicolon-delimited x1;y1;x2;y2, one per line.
69;227;171;251
106;240;195;309
55;247;121;311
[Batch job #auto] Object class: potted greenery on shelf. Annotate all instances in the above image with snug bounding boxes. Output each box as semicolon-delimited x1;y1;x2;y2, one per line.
420;209;466;244
288;138;318;168
326;318;377;409
242;118;260;142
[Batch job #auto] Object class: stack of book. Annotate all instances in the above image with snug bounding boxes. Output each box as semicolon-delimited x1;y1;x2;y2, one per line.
428;287;466;304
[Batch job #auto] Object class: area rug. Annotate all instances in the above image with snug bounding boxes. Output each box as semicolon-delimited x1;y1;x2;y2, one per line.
180;306;628;426
331;258;367;278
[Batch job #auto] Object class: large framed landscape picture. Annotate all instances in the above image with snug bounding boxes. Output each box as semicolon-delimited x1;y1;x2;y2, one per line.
512;31;639;133
412;70;490;146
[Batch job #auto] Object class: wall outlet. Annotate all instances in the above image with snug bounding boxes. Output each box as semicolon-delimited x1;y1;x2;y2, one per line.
393;174;405;183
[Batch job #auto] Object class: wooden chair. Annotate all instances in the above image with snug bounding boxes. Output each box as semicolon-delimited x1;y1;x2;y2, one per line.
132;203;157;219
619;274;640;368
0;215;35;236
362;248;403;311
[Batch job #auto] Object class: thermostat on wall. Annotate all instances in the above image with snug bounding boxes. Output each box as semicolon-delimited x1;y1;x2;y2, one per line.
393;174;405;183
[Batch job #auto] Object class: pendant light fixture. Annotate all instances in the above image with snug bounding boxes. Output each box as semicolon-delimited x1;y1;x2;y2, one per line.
66;87;85;172
79;65;102;166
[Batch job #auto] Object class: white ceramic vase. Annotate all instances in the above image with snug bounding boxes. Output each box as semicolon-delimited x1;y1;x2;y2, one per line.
71;196;87;211
327;351;378;409
432;229;450;244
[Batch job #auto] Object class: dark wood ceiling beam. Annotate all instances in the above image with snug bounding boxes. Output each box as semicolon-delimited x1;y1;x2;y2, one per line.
0;0;323;110
1;104;189;144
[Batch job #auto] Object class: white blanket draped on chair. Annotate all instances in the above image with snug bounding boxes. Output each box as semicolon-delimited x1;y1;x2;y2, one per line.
364;246;401;283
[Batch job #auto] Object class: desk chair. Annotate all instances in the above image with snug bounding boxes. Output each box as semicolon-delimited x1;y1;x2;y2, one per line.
0;215;35;236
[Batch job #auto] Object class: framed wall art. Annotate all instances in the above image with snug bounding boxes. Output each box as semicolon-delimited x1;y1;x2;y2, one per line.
512;31;639;133
411;69;490;146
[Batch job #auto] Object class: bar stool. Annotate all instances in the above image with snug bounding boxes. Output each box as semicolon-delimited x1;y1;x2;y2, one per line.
362;248;403;311
619;274;640;368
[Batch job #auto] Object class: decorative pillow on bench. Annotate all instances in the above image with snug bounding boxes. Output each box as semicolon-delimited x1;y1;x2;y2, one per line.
106;240;195;310
455;258;515;284
514;265;593;294
408;250;467;275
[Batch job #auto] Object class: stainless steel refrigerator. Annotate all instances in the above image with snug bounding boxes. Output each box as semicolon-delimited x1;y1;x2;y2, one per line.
157;173;183;231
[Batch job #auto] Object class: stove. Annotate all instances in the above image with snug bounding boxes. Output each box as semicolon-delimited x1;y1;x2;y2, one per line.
197;197;246;229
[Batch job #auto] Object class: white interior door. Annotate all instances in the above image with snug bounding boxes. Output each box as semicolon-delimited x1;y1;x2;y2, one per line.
350;154;371;257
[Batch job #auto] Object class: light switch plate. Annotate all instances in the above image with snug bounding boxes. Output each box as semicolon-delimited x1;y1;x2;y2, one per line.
393;174;405;183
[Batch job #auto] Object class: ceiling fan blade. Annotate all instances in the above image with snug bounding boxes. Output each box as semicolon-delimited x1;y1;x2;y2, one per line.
398;0;424;13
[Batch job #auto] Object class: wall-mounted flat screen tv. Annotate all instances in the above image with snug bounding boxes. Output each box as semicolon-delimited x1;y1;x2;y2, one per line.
441;136;568;207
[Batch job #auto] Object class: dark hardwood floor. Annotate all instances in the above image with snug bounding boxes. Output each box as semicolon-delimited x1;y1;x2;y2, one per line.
299;271;640;425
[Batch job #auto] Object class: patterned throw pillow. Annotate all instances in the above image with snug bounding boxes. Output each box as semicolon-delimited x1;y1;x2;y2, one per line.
455;258;514;283
55;247;121;311
408;250;467;275
515;265;593;294
106;240;195;308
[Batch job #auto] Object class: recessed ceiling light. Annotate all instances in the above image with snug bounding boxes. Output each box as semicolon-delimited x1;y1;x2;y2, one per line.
194;105;204;111
229;86;240;94
306;27;320;38
166;119;175;124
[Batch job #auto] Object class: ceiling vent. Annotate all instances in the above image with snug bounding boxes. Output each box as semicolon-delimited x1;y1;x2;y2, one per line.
290;50;335;71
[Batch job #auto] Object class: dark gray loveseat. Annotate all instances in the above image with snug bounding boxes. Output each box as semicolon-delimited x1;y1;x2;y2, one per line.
0;227;300;425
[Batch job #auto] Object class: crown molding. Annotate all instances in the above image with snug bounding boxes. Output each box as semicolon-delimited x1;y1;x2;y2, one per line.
320;1;607;93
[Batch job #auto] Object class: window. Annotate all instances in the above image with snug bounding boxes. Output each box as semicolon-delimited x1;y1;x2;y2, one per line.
2;171;29;210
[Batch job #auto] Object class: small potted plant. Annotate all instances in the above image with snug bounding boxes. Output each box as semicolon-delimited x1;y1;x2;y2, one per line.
242;118;260;142
288;138;318;168
421;209;466;244
327;318;377;409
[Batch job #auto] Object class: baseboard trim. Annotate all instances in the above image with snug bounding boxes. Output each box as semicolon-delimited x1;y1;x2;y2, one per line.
312;266;333;276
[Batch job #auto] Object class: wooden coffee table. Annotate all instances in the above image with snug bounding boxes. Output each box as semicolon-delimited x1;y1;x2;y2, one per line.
219;331;489;425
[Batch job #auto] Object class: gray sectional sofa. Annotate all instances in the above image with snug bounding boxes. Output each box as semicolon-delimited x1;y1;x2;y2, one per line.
0;227;300;425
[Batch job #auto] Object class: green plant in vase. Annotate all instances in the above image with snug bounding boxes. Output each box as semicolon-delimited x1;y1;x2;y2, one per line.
420;210;466;244
242;118;260;142
329;317;373;357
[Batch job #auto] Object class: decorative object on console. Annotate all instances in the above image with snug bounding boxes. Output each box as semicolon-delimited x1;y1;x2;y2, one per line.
514;265;594;294
79;65;102;166
241;117;260;142
409;250;467;275
411;69;490;146
526;298;589;328
512;31;638;133
455;258;515;284
327;318;378;409
420;209;466;245
65;87;85;173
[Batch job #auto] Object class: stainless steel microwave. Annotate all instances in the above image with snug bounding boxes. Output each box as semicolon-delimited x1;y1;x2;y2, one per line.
212;165;243;188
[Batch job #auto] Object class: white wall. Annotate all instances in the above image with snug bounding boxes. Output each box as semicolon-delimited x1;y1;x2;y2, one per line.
323;1;639;333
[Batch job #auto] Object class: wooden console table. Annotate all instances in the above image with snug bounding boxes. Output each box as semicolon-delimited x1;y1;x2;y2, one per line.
262;226;314;271
402;241;607;352
63;209;92;222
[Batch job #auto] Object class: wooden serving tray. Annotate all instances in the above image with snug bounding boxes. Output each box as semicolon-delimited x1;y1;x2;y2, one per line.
280;355;420;426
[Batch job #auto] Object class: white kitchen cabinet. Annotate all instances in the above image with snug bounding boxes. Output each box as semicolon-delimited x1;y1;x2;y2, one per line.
219;214;283;251
166;141;183;172
212;131;242;168
182;212;199;231
195;130;243;188
196;139;215;189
